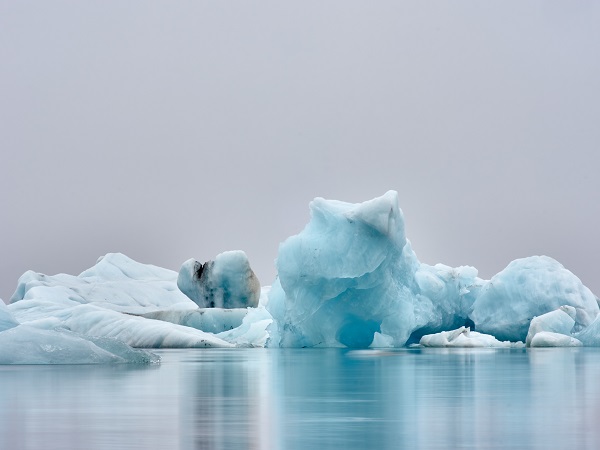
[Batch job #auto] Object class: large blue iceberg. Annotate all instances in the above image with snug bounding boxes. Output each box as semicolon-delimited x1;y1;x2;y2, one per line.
2;190;600;362
267;191;480;348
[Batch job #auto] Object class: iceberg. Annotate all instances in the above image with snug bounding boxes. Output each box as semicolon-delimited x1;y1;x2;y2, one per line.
177;251;260;308
0;325;159;364
266;191;598;348
2;190;599;361
470;256;598;342
267;191;479;348
11;253;195;314
419;327;524;348
7;254;242;350
139;308;249;334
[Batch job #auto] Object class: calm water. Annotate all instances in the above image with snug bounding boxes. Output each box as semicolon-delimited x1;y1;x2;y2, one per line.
1;347;600;450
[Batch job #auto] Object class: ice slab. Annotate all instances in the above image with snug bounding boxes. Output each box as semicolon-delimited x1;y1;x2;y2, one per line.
0;325;159;364
9;301;234;349
419;326;524;348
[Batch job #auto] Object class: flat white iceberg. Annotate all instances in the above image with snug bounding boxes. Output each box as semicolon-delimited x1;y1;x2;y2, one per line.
267;191;479;348
529;332;583;348
419;326;524;348
0;325;159;364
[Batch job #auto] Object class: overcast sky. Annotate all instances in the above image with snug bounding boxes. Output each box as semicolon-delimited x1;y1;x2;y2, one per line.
1;1;599;301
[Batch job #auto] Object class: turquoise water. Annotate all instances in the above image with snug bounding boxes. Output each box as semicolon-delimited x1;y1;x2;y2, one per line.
1;347;600;449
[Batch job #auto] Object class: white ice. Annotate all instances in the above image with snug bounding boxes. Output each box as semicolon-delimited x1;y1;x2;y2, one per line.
529;332;583;347
6;253;259;352
11;253;196;314
419;326;524;348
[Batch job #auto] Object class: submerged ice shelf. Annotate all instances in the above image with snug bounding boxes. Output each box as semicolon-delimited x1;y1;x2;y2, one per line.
2;191;599;363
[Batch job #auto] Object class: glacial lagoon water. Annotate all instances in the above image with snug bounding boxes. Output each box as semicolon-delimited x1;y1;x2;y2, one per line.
1;348;600;450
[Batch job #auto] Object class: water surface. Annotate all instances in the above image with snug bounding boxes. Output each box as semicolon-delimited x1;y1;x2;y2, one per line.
1;347;599;449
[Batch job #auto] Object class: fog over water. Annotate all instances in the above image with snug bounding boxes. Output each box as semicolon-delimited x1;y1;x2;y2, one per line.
2;1;599;300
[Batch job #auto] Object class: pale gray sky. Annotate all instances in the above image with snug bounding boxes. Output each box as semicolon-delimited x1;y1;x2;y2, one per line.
2;1;599;301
